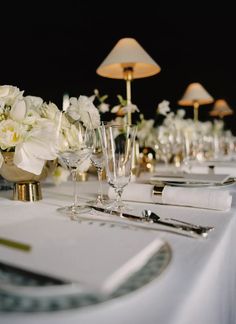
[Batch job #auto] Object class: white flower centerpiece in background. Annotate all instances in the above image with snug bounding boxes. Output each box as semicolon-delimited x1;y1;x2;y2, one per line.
111;94;139;116
66;94;100;129
134;101;171;172
154;100;234;165
93;89;139;124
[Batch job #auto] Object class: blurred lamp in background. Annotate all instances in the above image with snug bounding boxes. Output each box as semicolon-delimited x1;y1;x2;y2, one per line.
178;82;214;122
96;38;161;124
209;99;234;119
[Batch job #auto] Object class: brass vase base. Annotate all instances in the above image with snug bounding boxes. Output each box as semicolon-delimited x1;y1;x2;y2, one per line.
13;181;42;202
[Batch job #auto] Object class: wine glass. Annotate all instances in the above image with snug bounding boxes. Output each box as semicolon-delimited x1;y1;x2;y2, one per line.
99;124;137;214
56;119;93;218
88;127;111;207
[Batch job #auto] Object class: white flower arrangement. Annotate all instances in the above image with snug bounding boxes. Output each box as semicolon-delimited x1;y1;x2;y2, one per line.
0;86;101;177
0;85;59;175
93;89;139;120
156;100;171;116
136;114;156;148
93;89;110;113
111;94;139;115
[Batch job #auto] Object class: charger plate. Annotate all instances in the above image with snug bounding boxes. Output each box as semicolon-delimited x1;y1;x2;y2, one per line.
0;223;171;313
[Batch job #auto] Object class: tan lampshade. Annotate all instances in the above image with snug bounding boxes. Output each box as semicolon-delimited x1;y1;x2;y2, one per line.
178;82;214;106
96;38;161;79
210;99;234;117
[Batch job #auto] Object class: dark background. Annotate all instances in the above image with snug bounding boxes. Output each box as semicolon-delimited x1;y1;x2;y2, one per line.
1;3;236;132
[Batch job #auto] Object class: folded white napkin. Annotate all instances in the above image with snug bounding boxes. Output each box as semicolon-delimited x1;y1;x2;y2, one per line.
161;186;232;211
108;183;232;211
0;217;164;295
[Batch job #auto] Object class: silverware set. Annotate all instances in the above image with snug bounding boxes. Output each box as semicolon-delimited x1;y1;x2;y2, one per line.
89;205;213;238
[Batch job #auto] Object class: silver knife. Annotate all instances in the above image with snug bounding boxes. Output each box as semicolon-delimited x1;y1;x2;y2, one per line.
89;205;146;221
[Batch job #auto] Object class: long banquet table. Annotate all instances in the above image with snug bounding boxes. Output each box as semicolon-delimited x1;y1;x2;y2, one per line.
0;176;236;324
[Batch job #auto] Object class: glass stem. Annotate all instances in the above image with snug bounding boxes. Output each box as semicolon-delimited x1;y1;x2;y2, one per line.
71;168;78;209
97;168;104;203
115;188;123;209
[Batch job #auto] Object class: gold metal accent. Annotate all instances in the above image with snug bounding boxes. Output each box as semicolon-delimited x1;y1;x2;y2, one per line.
123;67;133;125
193;101;199;123
13;181;42;202
131;139;140;176
0;152;57;201
76;171;88;182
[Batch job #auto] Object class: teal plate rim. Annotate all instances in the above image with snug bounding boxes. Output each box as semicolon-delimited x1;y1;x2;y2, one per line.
0;242;171;313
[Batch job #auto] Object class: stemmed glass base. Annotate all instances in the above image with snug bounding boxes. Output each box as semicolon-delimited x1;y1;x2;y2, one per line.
104;186;133;216
57;205;91;220
86;166;113;209
87;196;113;208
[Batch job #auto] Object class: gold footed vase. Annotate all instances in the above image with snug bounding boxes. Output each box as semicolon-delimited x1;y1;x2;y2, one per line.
0;152;56;202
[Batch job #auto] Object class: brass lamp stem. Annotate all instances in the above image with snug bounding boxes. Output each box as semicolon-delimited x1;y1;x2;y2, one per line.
193;101;199;123
123;67;133;125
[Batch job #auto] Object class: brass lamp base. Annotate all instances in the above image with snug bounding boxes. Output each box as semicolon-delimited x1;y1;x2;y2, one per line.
13;181;42;202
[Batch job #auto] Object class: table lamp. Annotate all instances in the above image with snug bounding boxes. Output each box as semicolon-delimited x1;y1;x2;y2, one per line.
178;82;214;122
209;99;234;119
96;38;161;124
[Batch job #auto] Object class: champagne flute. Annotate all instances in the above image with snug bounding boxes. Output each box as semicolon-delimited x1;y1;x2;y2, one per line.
56;119;93;218
99;124;137;214
88;127;108;206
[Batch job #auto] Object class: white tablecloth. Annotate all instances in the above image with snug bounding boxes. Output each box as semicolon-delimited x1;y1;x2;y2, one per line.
0;178;235;324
